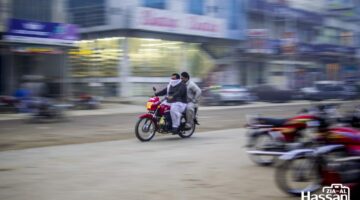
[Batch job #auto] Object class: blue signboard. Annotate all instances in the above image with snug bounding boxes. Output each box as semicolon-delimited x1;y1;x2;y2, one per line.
297;43;357;55
315;44;356;54
4;18;79;45
248;0;323;24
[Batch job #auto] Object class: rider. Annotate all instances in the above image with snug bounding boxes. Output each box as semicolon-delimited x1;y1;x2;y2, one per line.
181;72;202;129
155;73;187;134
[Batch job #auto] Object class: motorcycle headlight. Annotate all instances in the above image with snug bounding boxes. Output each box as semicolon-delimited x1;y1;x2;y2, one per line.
146;102;153;110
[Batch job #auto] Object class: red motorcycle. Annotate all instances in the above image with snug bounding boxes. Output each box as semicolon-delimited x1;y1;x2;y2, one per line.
246;114;324;165
135;96;197;142
275;123;360;197
246;104;341;166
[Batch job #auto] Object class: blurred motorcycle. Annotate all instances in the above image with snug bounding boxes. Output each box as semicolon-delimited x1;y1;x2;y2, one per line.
73;94;101;110
275;124;360;197
246;104;340;166
134;88;198;142
0;96;19;113
27;98;72;123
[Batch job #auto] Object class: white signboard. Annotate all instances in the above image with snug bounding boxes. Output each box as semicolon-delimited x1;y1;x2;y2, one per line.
132;7;226;38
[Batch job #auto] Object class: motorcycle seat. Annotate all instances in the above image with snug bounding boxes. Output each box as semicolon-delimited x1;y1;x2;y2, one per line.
256;117;288;127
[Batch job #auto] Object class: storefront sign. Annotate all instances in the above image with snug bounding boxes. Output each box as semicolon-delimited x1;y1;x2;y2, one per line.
246;29;273;54
4;18;79;46
280;32;297;54
132;7;226;38
315;44;356;55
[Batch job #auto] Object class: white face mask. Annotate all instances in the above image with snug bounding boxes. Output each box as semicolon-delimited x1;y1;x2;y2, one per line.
169;79;181;87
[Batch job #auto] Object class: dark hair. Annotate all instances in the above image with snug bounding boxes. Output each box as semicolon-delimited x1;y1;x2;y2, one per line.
181;72;190;79
172;73;180;79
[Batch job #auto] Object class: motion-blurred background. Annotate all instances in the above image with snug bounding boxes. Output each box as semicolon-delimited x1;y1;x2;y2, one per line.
0;0;359;104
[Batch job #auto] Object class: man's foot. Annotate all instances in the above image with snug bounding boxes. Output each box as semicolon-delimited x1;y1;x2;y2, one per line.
171;127;179;134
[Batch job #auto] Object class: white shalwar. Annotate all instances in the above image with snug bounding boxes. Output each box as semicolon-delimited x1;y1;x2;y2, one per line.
170;102;187;128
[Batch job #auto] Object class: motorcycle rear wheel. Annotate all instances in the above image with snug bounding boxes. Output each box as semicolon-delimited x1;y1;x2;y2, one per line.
179;123;195;138
135;118;156;142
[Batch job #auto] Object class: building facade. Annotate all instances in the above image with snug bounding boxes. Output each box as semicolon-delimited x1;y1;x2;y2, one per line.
0;0;78;97
1;0;358;97
240;0;360;89
66;0;247;97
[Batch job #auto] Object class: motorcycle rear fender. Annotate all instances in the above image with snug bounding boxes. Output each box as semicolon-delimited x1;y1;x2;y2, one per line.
279;149;315;161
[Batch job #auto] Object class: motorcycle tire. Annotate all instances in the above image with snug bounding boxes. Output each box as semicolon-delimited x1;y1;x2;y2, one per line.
248;133;277;166
135;118;156;142
178;123;195;138
275;155;321;196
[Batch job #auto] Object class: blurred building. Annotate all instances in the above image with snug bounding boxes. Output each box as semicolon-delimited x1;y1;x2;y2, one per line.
1;0;359;98
241;0;360;89
66;0;247;97
0;0;79;97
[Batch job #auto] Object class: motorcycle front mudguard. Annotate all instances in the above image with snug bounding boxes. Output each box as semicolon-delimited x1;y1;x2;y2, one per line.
138;113;158;129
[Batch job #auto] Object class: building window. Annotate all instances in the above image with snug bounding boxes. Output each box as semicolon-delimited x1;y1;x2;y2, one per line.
12;0;52;21
188;0;204;15
69;37;123;78
143;0;166;9
67;0;106;28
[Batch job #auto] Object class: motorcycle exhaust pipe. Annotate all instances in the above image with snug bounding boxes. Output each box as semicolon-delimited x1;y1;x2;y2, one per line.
333;156;360;162
246;150;285;156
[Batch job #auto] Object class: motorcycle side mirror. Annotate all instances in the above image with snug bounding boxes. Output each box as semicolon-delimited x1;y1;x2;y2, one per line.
152;86;156;92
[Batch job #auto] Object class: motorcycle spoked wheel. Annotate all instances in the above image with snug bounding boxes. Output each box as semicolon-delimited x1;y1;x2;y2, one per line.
135;118;156;142
248;133;278;166
178;117;196;138
275;155;321;196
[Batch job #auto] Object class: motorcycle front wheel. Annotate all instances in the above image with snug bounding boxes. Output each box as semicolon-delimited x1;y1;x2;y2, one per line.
275;155;321;196
248;133;278;166
135;118;156;142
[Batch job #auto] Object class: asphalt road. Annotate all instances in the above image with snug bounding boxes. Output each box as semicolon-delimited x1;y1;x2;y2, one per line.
0;101;358;151
0;128;296;200
0;101;359;200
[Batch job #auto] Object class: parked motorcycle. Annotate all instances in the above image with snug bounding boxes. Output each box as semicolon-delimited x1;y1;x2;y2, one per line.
73;94;101;110
246;104;340;166
275;124;360;197
135;95;198;142
27;98;72;123
0;96;19;113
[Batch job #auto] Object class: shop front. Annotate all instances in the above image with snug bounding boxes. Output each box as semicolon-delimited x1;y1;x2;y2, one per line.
69;37;215;97
1;18;78;97
70;6;243;97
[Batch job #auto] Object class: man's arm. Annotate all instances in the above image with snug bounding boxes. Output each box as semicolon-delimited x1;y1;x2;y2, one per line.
191;82;202;103
155;87;167;96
